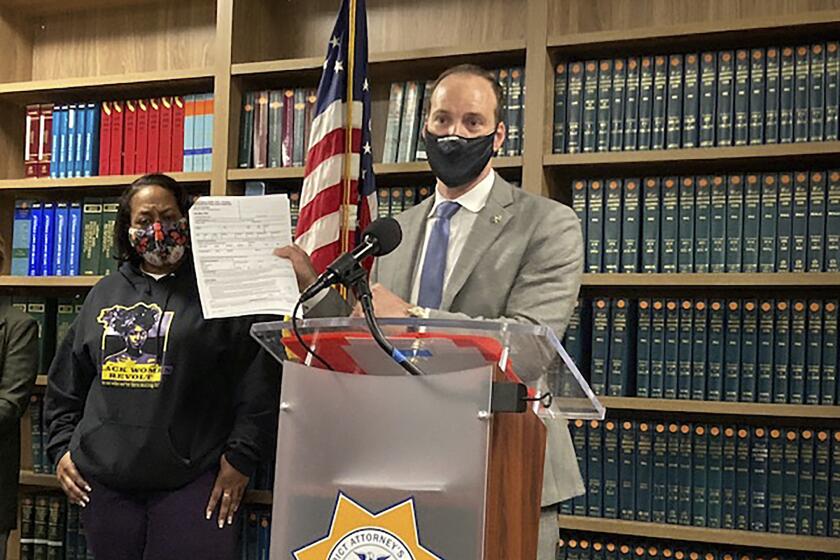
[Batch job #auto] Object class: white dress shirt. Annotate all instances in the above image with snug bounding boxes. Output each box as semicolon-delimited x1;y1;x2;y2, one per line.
409;170;496;306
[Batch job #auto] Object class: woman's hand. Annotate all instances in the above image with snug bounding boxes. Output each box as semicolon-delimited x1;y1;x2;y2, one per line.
57;451;91;507
205;454;249;529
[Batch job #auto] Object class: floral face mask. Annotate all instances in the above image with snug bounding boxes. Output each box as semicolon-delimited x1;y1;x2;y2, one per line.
128;218;190;267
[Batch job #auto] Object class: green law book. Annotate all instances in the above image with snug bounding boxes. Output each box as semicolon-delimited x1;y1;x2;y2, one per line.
710;175;727;272
677;177;696;273
789;300;807;404
766;47;781;143
566;62;585;153
596;59;613;152
588;420;604;517
553;63;568;153
692;424;708;527
750;427;769;532
721;426;737;529
813;430;831;536
791;171;809;272
694;176;711;272
822;300;838;404
80;198;103;275
636;300;652;397
238;91;255;168
636;421;653;522
767;427;785;533
603;178;622;272
723;300;742;402
677;299;693;400
610;59;627;151
808;170;827;272
742;174;761;272
756;300;775;403
98;199;119;275
619;420;636;520
783;428;800;533
725;175;744;272
691;300;708;400
571;419;588;515
830;430;840;536
805;300;823;404
33;494;49;560
734;426;751;530
621;178;642;273
664;299;680;399
651;423;668;523
739;300;758;402
759;174;778;272
591;298;610;395
707;425;724;528
777;172;794;271
661;177;679;272
28;298;56;374
650;300;666;398
733;49;750;145
603;419;620;518
666;423;681;525
799;429;815;534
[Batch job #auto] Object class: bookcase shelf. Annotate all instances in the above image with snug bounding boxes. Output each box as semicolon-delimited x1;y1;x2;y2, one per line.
580;272;840;288
0;172;211;191
600;397;840;420
555;515;840;554
35;375;47;387
0;276;100;288
227;167;306;182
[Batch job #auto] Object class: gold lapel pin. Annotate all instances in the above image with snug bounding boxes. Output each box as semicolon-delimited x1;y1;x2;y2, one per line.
491;215;502;224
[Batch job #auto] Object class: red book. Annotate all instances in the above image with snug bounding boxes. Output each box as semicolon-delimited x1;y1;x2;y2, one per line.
147;98;161;172
38;104;53;178
24;104;40;177
171;96;185;172
135;99;149;174
98;102;112;176
158;97;173;172
282;89;295;167
123;100;138;174
110;101;125;175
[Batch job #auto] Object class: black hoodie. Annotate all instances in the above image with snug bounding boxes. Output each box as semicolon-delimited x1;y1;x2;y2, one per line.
44;258;280;491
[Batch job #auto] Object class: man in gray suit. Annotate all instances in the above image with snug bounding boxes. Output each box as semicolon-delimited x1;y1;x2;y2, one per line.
277;64;585;559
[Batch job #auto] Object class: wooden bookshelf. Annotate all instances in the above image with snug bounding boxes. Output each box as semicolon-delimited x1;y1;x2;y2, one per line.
0;172;212;191
556;516;840;554
580;272;840;288
0;276;100;288
600;397;840;420
35;375;47;386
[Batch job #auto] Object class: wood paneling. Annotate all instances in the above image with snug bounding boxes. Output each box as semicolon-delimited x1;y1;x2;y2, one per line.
233;0;526;64
0;9;33;83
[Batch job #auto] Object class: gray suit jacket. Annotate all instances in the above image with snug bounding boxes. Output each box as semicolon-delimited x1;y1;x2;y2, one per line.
310;173;585;506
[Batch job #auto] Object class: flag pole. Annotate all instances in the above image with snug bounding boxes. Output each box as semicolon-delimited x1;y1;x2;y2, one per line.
342;0;357;257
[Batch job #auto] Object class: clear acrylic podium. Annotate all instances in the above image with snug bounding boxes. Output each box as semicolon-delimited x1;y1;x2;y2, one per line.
251;317;603;560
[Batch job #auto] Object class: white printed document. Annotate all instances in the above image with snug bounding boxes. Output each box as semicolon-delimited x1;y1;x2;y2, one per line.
189;195;299;319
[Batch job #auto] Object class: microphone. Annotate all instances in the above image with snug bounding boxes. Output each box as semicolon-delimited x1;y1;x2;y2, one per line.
299;217;402;302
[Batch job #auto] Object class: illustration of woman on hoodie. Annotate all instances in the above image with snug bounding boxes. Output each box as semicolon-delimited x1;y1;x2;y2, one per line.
99;303;162;365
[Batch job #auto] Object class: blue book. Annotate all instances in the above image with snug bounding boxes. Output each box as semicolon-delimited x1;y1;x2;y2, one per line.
588;420;604;516
783;428;800;534
636;421;653;522
683;53;700;148
610;58;627;151
780;47;796;142
28;202;42;276
666;54;684;149
609;298;635;396
776;299;795;399
694;176;712;272
678;177;695;273
587;179;605;273
733;49;750;145
651;424;668;523
828;170;840;271
721;426;737;528
651;56;668;149
49;106;63;178
623;57;640;150
739;300;758;402
642;177;661;272
810;43;826;142
203;94;214;172
710;175;727;272
759;173;778;272
84;103;100;177
725;175;744;272
699;52;717;147
66;202;82;276
814;430;831;536
765;47;781;143
56;105;69;178
677;423;693;526
799;429;815;534
52;202;69;276
735;427;751;530
591;298;610;396
707;425;724;528
827;42;840;140
74;103;85;177
768;428;785;533
571;419;588;515
742;174;762;272
691;300;708;400
621;178;641;272
757;301;775;403
257;512;270;560
11;200;32;275
794;45;811;142
692;424;708;527
716;51;735;146
724;300;742;402
603;420;620;518
707;300;725;401
777;172;794;271
603;178;622;272
661;177;679;273
751;427;769;532
749;48;766;144
822;300;838;405
664;300;680;399
805;300;823;405
808;171;827;272
65;105;77;178
41;203;56;276
791;171;810;271
666;423;681;524
636;300;652;397
649;300;666;398
790;300;807;404
677;300;693;400
830;429;840;537
596;59;613;152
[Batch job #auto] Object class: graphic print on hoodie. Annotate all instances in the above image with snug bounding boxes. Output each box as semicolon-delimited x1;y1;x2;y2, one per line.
96;302;174;389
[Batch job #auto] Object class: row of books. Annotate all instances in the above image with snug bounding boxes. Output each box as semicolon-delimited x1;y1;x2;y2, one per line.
238;88;318;170
18;494;92;560
24;95;213;178
564;297;839;404
553;42;840;153
556;531;830;560
376;185;434;218
572;172;840;274
383;67;525;163
4;295;82;375
11;198;119;277
239;507;272;560
242;182;300;240
562;419;840;537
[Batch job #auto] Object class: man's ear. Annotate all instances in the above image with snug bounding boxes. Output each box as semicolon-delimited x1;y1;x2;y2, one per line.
493;121;506;153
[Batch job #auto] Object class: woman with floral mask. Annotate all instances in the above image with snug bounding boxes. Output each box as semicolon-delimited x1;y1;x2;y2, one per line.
43;174;279;560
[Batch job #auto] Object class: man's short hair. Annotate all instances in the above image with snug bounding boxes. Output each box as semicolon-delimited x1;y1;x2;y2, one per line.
426;64;505;125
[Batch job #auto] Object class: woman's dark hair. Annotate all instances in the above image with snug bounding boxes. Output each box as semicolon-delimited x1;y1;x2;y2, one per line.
114;174;192;264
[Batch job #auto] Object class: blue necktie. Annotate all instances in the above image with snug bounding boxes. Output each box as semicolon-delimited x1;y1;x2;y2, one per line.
417;201;461;309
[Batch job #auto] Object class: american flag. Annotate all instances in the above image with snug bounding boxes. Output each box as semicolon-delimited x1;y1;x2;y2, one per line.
295;0;376;273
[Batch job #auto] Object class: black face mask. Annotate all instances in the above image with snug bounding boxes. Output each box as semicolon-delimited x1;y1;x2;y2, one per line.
424;130;496;189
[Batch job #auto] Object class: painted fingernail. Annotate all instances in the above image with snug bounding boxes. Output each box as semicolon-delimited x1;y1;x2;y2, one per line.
206;511;212;520
227;516;233;525
83;496;90;503
79;501;86;508
85;485;92;492
218;519;224;529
